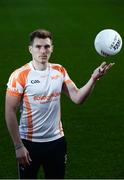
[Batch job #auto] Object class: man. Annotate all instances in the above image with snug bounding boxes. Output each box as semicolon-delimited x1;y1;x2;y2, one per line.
5;29;114;179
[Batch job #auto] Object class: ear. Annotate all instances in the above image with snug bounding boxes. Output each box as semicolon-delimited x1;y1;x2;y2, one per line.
29;46;32;54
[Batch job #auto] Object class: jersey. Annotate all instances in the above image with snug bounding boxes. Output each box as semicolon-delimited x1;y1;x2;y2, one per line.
6;61;72;142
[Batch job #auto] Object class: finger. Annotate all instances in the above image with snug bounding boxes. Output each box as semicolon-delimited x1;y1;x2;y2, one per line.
18;157;27;166
105;63;115;71
25;155;30;165
27;152;32;162
100;61;106;68
101;64;108;72
25;152;32;165
100;62;115;73
110;62;115;67
98;65;107;74
17;157;21;164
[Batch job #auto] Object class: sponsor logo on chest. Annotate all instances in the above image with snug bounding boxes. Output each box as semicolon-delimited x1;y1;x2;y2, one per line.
31;80;40;84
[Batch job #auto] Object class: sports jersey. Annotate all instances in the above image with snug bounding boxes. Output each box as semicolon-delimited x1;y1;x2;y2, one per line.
6;61;72;142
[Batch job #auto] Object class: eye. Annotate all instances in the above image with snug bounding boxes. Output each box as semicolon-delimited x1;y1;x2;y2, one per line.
36;45;41;49
44;44;50;49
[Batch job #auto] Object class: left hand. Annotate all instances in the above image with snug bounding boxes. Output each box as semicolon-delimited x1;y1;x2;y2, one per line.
91;61;115;81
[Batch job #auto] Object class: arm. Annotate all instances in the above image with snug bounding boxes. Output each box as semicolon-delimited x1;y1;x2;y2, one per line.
63;76;96;104
5;94;31;166
62;62;114;104
5;94;22;146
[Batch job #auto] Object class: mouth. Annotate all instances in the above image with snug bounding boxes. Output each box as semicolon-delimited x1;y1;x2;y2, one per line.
39;56;47;59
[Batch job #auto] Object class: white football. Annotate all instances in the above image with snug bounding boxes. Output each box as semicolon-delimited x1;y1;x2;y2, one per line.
94;29;122;57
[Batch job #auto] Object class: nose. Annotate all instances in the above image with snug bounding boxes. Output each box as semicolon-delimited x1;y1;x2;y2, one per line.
40;47;46;53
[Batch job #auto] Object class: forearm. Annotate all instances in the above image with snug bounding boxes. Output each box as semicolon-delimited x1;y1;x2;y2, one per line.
5;110;23;147
76;76;97;104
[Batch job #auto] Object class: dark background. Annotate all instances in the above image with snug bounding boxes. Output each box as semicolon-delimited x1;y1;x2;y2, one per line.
0;0;124;178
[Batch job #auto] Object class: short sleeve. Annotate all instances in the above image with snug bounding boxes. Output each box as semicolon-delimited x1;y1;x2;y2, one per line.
6;68;30;97
62;66;72;85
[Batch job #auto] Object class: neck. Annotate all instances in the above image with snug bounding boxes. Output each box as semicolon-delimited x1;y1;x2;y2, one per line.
32;60;48;71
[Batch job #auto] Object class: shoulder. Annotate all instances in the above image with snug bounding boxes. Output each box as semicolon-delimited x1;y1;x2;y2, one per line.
50;63;64;68
50;63;67;76
9;63;31;80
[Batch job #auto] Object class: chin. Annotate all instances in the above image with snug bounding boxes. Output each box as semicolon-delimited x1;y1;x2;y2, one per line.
40;59;48;64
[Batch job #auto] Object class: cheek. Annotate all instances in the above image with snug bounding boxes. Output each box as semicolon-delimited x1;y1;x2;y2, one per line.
32;49;39;54
48;48;53;54
47;51;52;57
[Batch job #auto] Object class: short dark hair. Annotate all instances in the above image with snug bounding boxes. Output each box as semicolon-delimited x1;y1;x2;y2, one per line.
29;29;52;45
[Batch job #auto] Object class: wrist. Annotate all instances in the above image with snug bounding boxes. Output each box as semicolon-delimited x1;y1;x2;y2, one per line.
91;74;99;82
15;143;24;150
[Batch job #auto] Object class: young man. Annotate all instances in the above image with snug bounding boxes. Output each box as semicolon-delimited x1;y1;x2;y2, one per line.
5;29;114;179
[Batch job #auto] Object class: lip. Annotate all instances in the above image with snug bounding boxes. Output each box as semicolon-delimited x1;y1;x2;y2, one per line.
39;56;47;59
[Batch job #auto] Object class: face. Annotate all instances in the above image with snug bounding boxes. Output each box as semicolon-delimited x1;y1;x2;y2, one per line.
29;37;53;64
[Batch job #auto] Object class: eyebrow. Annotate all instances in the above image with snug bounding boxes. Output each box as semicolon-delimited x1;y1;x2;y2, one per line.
35;44;51;48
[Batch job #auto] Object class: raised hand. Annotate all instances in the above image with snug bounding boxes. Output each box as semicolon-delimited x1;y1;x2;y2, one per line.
91;62;115;81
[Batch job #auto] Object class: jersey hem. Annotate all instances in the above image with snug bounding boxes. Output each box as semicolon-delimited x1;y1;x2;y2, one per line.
20;134;64;143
